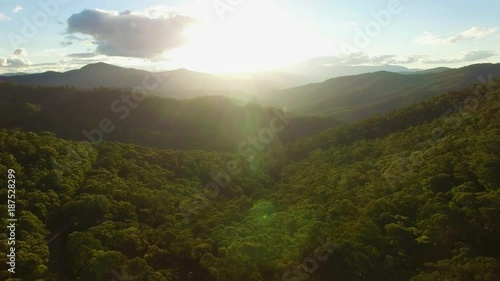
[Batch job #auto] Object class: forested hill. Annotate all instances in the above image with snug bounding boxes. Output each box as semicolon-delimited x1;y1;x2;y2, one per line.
0;82;342;152
0;77;499;280
264;63;500;121
0;62;312;98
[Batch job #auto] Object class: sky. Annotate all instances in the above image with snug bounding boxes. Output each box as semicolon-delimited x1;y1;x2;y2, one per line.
0;0;499;74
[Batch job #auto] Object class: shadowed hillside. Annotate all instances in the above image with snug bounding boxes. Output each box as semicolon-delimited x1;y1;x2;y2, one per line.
0;82;342;152
264;63;500;121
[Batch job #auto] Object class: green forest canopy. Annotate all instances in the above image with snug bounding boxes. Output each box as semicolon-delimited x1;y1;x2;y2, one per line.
0;78;499;280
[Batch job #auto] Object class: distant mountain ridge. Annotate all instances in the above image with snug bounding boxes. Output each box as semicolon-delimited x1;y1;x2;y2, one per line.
3;62;499;122
0;62;439;98
263;63;500;121
0;62;310;99
0;72;28;77
403;67;451;75
278;63;419;82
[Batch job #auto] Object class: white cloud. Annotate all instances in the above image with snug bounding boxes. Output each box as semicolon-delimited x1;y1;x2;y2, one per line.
459;27;498;38
66;52;99;58
306;50;496;66
0;57;31;67
12;5;23;14
13;48;27;56
66;8;197;58
421;50;497;64
314;53;426;66
413;27;498;45
0;13;11;21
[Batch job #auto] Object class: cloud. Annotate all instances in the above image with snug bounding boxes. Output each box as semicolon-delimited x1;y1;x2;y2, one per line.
12;5;23;14
13;48;27;56
308;50;496;66
0;57;31;67
0;13;11;21
59;34;99;47
413;27;498;45
66;8;197;58
421;50;497;64
66;52;99;58
315;53;426;66
2;58;107;73
60;41;73;47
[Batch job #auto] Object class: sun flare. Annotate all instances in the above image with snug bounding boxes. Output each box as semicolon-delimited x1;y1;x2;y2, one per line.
172;0;332;73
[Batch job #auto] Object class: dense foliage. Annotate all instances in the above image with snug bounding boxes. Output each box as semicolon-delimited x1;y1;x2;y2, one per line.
0;78;499;280
0;82;341;152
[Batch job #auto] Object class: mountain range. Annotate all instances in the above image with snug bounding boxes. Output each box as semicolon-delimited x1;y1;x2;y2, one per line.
0;63;311;100
278;62;422;82
263;63;500;120
2;62;499;123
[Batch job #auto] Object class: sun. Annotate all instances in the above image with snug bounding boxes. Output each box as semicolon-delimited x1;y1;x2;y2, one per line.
169;0;332;73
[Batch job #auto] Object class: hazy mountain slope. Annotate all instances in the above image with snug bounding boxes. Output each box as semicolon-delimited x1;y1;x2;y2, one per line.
0;72;28;76
279;62;415;82
0;63;148;87
402;67;451;75
0;83;342;152
0;62;314;99
264;63;500;121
